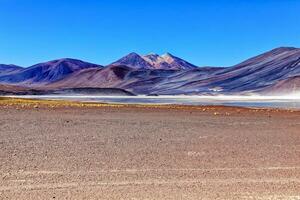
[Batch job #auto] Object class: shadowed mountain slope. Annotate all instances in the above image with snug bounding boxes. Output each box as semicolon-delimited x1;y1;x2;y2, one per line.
47;65;131;89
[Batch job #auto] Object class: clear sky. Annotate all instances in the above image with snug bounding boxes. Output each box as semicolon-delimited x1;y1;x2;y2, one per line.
0;0;300;67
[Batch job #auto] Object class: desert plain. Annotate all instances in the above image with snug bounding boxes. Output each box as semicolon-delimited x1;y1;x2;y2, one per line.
0;98;300;199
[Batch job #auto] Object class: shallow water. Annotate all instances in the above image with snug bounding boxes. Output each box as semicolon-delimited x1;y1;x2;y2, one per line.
5;95;300;109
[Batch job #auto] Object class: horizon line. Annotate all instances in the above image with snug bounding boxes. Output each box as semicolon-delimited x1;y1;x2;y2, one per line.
1;46;298;68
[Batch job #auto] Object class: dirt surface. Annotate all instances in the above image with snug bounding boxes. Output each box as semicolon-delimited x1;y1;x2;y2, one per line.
1;99;300;199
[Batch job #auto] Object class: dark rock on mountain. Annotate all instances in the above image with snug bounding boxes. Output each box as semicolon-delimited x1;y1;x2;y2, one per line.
48;87;135;96
0;84;135;96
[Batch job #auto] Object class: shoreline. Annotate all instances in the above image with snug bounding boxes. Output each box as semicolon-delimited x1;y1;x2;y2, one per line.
0;96;300;114
1;96;300;114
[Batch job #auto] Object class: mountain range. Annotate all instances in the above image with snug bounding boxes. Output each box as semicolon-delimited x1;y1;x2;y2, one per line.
0;47;300;95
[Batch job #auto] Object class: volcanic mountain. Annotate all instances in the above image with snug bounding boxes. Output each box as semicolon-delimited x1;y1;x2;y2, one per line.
111;52;197;70
0;58;102;86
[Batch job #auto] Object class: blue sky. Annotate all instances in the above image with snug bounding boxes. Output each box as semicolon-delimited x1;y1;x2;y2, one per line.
0;0;300;67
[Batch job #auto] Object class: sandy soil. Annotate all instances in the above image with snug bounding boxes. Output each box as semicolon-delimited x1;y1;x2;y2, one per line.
1;99;300;199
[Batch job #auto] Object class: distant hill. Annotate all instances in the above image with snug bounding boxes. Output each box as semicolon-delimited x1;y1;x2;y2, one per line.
0;58;102;85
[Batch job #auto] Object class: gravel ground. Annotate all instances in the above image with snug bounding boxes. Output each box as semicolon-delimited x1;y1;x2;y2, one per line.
0;103;300;199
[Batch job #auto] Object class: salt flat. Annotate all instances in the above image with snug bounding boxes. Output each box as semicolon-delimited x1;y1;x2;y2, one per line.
6;94;300;109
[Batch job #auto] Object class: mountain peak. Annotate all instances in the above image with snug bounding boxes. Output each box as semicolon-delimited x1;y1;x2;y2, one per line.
146;52;160;56
162;52;174;58
111;52;197;70
267;47;299;55
126;52;140;57
48;58;81;65
113;52;142;61
111;52;153;69
32;58;102;71
143;53;161;62
161;53;176;64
